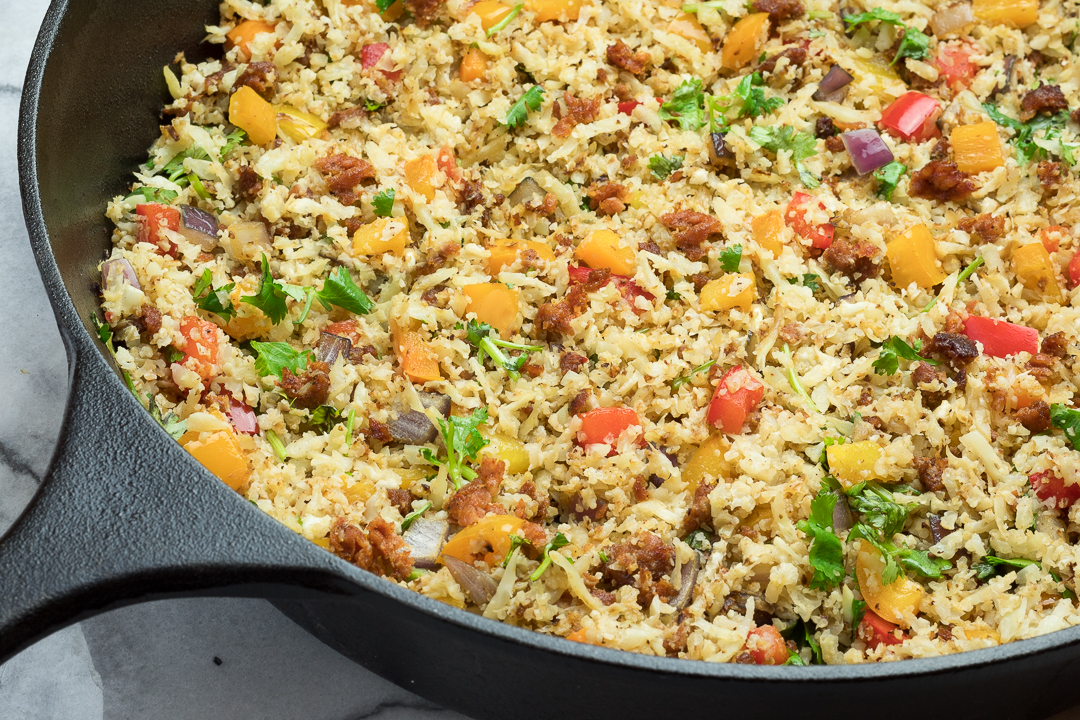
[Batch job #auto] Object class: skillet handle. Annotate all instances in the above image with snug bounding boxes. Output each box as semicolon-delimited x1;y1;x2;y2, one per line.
0;331;358;664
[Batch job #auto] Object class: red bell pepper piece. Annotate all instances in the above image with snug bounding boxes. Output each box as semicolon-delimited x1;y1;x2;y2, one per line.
361;43;402;81
228;397;259;435
784;192;834;249
745;625;789;665
617;97;661;116
577;407;642;454
1069;251;1080;289
879;92;942;143
858;609;906;650
325;319;363;346
1040;226;1066;253
963;316;1039;358
706;365;765;434
136;203;180;256
179;316;219;380
567;265;655;314
933;46;977;90
436;146;461;184
1030;470;1080;511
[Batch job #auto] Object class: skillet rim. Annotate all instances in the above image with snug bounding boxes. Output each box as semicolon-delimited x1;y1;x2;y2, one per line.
18;0;1080;687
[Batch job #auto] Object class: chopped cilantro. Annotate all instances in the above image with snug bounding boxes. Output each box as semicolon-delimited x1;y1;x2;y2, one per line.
749;125;820;188
306;405;342;434
781;619;824;664
315;266;374;317
365;99;386;112
464;319;543;380
241;254;292;325
796;486;845;590
529;532;570;581
649;154;684;180
846;482;913;539
505;85;545;129
503;534;532;566
872;336;939;376
1050;404;1080;451
659;79;706;132
719;244;743;273
851;598;868;627
972;555;1039;581
684;529;712;552
400;501;432;531
874;161;907;201
486;3;523;36
163;346;185;364
372;188;395;217
710;73;783;128
983;103;1070;165
781;343;819;413
784;651;807;665
265;429;288;462
420;407;490;490
956;255;985;284
126;187;178;203
891;27;930;66
220;129;247;160
192;268;236;321
250;341;312;379
842;8;905;29
671;359;716;391
91;315;114;354
666;288;681;301
375;0;395;11
147;394;186;440
786;273;821;291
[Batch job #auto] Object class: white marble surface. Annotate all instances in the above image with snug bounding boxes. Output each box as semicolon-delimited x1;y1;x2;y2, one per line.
3;2;1080;718
0;1;461;717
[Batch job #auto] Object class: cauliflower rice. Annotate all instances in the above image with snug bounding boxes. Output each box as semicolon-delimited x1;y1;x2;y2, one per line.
97;0;1080;664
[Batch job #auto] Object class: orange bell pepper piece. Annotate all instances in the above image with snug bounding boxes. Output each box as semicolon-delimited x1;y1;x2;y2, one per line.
470;0;514;30
526;0;582;22
699;274;756;312
404;154;438;202
183;430;251;490
973;0;1039;27
575;229;636;276
462;283;520;335
886;224;947;290
720;13;770;70
951;122;1004;174
226;19;277;62
752;210;786;258
486;239;555;275
352;217;410;257
393;323;441;383
1012;242;1062;301
441;514;527;566
460;47;488;82
667;13;712;54
228;86;277;146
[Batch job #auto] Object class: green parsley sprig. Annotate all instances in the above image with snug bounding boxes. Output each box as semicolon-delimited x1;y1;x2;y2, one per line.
660;79;706;132
250;341;313;379
749;125;821;188
1050;404;1080;450
796;486;845;590
421;407;491;490
649;154;684;180
464;319;543;380
719;244;743;272
529;532;570;581
192;268;236;321
872;336;939;376
874;161;907;201
505;85;545;129
983;103;1073;165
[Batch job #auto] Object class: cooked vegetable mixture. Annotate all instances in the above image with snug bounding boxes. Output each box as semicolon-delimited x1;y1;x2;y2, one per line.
98;0;1080;663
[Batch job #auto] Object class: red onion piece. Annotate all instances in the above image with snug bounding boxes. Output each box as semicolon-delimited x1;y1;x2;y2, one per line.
929;3;974;36
315;332;352;365
812;65;854;102
178;205;219;250
830;489;853;533
442;555;498;605
101;258;140;290
403;516;449;569
673;551;700;610
388;392;451;444
841;128;895;175
229;397;258;435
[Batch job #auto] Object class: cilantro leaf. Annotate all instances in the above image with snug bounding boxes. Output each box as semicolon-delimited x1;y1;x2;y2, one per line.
983;103;1069;165
163;346;185;364
684;529;712;552
91;315;114;354
784;651;808;665
127;187;179;204
147;394;187;440
372;188;395;217
972;555;1039;581
847;482;913;539
422;407;491;489
781;619;823;664
851;598;868;627
749;125;820;188
306;404;342;434
220;129;247;160
796;487;845;590
892;27;930;65
660;79;706;132
873;161;907;201
503;534;532;566
529;532;571;581
192;268;236;321
649;154;684;180
1050;404;1080;450
671;359;716;391
486;2;523;36
719;244;743;273
848;523;904;584
315;266;374;317
786;273;821;291
731;72;783;119
896;548;952;579
400;501;432;531
375;0;395;11
872;336;939;376
241;254;291;325
505;85;545;130
250;341;312;379
464;318;543;380
843;8;905;29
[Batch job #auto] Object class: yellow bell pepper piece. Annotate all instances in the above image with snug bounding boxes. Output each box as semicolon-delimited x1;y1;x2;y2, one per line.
486;239;556;275
228;86;277;146
463;283;520;335
973;0;1039;27
343;477;376;504
352;217;410;257
527;0;582;22
752;210;786;258
393;467;429;489
951;122;1004;174
226;19;277;62
392;321;442;383
667;13;712;54
274;104;328;144
183;430;250;490
460;47;488;82
470;0;514;30
575;229;636;276
1013;242;1062;301
856;542;925;626
682;433;728;493
827;441;883;489
700;273;756;312
441;514;528;566
720;13;770;71
404;154;438;202
887;224;947;290
479;429;531;474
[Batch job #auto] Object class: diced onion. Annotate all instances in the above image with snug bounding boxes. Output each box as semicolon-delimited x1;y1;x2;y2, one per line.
178;205;220;250
840;128;895;175
812;65;854;103
930;3;974;36
101;257;140;290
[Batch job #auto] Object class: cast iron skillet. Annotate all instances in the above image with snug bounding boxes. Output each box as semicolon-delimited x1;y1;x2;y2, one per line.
5;0;1080;717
